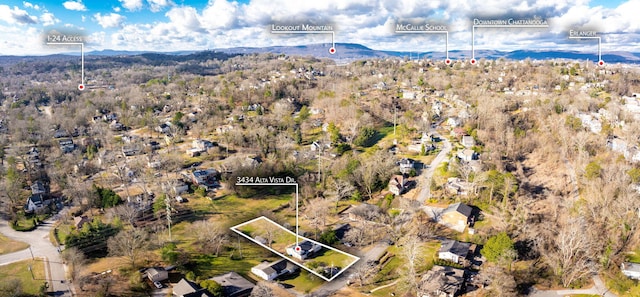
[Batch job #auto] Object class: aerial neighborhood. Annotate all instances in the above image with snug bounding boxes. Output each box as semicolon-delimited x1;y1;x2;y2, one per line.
0;30;640;297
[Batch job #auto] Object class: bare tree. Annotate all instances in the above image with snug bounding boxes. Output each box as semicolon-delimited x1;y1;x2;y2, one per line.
62;247;86;282
192;220;229;257
250;282;273;297
400;234;423;295
545;218;597;287
108;228;150;267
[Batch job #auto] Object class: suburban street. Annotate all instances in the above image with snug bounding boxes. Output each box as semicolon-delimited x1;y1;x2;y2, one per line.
0;218;72;296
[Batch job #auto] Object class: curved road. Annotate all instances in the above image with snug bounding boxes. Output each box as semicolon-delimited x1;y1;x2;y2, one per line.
0;218;72;296
529;275;617;297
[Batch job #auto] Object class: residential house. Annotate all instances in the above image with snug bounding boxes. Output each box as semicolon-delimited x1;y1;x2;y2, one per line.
109;120;125;131
457;149;478;162
419;265;465;297
445;177;473;196
447;117;461;128
440;202;473;232
193;139;215;151
251;259;298;281
210;272;255;297
621;262;640;280
73;216;91;229
398;158;414;175
172;278;211;297
389;175;409;195
402;91;416;99
146;267;169;282
216;124;234;134
156;123;172;135
171;181;189;195
24;194;47;213
190;169;218;190
31;181;47;195
286;240;322;260
438;240;471;265
461;135;475;148
122;146;140;157
59;139;75;153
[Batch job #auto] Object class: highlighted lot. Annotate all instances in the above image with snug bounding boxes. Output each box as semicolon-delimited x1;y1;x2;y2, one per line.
231;216;359;281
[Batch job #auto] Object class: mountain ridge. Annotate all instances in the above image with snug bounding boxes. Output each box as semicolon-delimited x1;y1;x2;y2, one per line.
1;43;639;64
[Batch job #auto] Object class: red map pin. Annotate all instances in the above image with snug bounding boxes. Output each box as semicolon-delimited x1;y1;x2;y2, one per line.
598;60;605;66
329;47;336;55
470;59;476;65
78;84;85;91
294;246;301;252
445;59;451;65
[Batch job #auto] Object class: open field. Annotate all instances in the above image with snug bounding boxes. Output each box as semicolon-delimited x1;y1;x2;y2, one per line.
0;259;46;295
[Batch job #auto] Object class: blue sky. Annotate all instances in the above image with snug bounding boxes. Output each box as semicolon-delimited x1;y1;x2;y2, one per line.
0;0;638;55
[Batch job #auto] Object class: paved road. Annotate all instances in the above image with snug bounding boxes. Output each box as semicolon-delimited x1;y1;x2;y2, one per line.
0;218;72;296
310;242;388;297
529;275;617;297
417;132;452;204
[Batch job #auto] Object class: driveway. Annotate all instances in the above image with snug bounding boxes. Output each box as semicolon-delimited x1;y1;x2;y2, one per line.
528;275;617;297
0;218;72;296
417;132;452;204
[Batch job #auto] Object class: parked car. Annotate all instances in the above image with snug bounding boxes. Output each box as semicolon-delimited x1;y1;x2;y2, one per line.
153;281;163;289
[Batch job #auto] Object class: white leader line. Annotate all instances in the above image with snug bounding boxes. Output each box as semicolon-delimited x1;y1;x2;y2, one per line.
46;42;84;85
394;30;450;60
569;36;602;62
236;182;300;247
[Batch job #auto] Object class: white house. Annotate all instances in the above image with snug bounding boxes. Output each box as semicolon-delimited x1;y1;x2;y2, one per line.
621;262;640;280
438;240;471;264
286;240;322;260
251;259;298;281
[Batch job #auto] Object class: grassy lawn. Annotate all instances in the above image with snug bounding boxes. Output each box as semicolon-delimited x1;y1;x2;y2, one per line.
0;259;46;295
281;270;325;294
187;193;291;226
371;241;440;284
625;249;640;263
0;233;28;255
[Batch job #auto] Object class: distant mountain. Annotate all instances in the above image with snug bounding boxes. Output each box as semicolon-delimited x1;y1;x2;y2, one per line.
2;43;639;64
214;43;640;64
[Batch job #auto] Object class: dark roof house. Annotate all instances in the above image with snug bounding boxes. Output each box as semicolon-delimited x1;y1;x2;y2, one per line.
210;272;255;297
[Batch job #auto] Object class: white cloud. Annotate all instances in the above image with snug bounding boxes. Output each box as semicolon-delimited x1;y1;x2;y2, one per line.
120;0;143;11
201;0;238;29
147;0;173;12
4;0;640;55
40;12;60;26
94;12;125;28
165;6;203;33
0;5;37;24
63;1;87;12
23;2;40;10
81;15;86;22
